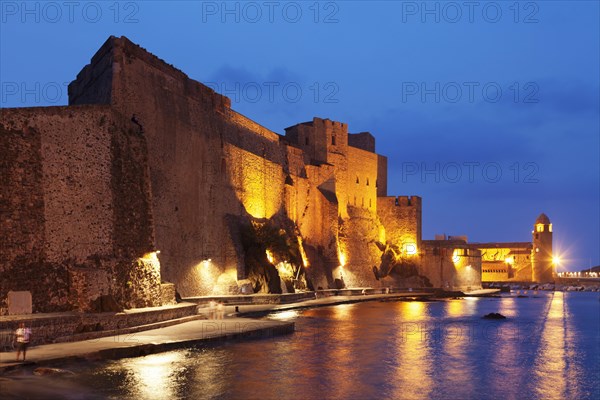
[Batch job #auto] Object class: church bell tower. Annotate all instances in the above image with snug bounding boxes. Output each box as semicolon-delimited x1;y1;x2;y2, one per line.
531;213;553;283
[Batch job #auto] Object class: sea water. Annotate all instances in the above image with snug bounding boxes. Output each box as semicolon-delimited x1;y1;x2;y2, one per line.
2;292;599;399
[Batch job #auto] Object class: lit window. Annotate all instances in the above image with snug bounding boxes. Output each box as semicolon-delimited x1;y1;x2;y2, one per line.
536;224;544;232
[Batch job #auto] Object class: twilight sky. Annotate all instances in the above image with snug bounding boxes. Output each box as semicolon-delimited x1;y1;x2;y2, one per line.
1;1;598;270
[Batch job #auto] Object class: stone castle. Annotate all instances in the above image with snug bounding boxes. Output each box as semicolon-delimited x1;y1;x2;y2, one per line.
0;37;551;313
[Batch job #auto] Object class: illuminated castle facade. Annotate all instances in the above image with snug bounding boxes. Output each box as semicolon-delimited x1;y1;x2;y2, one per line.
1;36;437;312
1;37;558;313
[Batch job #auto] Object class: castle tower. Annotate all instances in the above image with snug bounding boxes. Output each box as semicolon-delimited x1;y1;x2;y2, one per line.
531;213;553;283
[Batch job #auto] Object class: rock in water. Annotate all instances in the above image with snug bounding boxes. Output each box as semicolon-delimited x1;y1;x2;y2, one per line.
482;312;507;320
33;367;75;376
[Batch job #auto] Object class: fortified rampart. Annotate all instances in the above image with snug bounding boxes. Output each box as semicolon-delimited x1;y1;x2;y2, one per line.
2;35;557;312
1;36;467;313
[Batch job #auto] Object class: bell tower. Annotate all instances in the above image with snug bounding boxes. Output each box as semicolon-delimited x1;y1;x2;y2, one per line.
531;213;553;283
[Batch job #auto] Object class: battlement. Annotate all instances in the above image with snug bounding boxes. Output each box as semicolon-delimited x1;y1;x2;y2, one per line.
284;117;349;165
288;117;347;131
379;196;422;207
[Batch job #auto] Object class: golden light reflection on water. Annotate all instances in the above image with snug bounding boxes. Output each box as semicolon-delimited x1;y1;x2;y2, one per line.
26;294;597;400
325;303;358;399
535;291;567;399
116;352;185;400
404;300;426;319
446;299;464;317
391;301;434;399
498;296;518;318
268;310;300;321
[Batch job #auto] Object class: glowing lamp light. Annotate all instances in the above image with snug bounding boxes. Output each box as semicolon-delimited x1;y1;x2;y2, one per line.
552;256;561;265
505;256;514;265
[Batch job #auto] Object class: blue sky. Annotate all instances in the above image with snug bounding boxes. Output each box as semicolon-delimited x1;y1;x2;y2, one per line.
1;1;598;270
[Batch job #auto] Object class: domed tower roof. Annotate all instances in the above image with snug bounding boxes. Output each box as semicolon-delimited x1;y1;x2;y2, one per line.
535;213;550;224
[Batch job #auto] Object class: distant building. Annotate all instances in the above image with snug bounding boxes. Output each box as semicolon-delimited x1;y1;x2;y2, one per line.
474;213;554;283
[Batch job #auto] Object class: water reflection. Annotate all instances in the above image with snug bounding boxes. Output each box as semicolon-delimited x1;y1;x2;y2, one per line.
104;350;189;399
439;300;475;399
391;301;434;399
267;310;300;321
6;294;597;400
534;291;567;399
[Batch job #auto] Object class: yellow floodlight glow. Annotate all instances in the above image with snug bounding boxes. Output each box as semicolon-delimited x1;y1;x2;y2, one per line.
338;251;346;268
452;249;460;264
297;236;309;267
142;251;160;263
404;243;417;256
505;256;514;265
266;250;275;264
336;236;347;267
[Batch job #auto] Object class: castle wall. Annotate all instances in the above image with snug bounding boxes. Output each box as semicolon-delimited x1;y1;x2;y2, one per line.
477;244;533;282
67;37;354;296
346;146;378;212
63;36;418;297
377;155;388;197
421;242;481;290
348;132;375;152
377;196;422;253
0;106;159;312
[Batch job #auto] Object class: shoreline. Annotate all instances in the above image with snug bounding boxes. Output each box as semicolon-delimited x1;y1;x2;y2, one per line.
0;290;498;374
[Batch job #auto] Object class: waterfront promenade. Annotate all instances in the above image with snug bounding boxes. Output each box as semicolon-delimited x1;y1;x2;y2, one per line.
0;291;441;373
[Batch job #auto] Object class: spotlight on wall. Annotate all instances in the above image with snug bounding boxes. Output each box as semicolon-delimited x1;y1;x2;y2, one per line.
404;243;417;255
